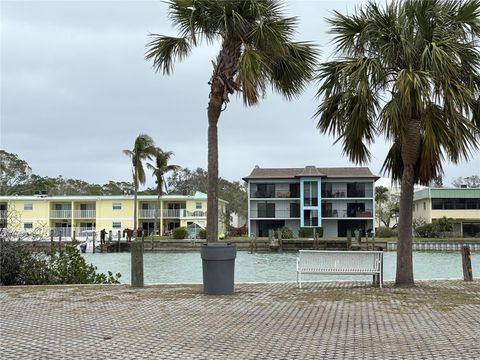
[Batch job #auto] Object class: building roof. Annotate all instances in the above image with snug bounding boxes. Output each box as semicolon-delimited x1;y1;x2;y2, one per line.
0;191;227;203
243;166;380;181
414;187;480;201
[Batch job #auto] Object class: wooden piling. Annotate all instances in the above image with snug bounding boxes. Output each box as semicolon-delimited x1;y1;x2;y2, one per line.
117;230;121;252
50;230;54;248
277;229;283;253
92;232;96;254
131;240;144;288
462;246;473;281
72;230;76;242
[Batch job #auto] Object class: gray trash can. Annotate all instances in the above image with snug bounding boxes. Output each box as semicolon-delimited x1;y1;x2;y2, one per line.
201;242;236;295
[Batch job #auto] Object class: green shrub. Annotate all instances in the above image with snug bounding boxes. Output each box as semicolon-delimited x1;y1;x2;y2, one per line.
375;226;394;238
199;229;207;239
173;227;188;239
278;226;293;239
298;227;323;238
415;223;438;238
0;243;121;286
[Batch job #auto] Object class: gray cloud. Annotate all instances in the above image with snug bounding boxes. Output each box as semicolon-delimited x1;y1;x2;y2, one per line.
1;0;479;189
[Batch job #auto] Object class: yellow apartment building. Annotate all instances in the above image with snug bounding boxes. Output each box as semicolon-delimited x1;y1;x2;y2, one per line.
0;192;227;238
413;187;480;236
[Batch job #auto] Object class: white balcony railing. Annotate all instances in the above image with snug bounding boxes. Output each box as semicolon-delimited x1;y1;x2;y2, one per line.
162;209;185;218
138;209;207;218
50;210;72;218
185;210;207;218
250;209;300;219
138;209;159;218
73;210;96;218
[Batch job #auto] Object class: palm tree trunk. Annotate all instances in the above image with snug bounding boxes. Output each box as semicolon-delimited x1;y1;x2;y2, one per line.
206;39;241;242
133;186;138;239
206;111;220;242
133;168;138;240
396;119;421;287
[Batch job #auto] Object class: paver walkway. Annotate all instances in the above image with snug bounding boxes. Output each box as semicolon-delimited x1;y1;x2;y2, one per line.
1;280;479;359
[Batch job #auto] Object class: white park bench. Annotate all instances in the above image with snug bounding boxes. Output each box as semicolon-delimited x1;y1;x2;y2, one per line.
296;250;384;288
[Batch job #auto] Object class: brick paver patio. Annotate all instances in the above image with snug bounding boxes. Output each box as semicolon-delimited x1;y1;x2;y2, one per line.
1;280;479;359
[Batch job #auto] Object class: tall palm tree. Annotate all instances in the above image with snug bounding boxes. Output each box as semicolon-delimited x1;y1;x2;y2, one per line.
146;0;318;242
147;149;180;235
123;134;158;237
315;0;480;286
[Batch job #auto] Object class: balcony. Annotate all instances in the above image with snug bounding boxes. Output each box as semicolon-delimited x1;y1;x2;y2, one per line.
323;209;373;218
139;209;160;218
73;210;96;218
50;210;72;218
185;210;207;217
138;209;207;218
163;209;186;218
250;209;300;219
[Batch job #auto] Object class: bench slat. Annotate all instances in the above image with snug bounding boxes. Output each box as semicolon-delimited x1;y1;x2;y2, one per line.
297;250;383;288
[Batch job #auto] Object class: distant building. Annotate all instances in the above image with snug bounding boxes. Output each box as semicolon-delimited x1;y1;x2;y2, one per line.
243;166;379;237
0;192;227;237
413;187;480;236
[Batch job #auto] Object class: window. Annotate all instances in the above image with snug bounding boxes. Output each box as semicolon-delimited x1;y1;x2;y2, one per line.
24;223;33;230
256;184;275;198
303;210;318;227
196;202;202;209
432;198;480;210
257;203;275;218
112;203;122;210
423;202;426;211
303;181;318;206
24;203;33;211
112;222;122;229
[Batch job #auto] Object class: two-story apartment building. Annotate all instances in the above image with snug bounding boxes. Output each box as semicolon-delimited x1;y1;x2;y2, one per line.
413;187;480;236
0;192;227;238
243;166;379;237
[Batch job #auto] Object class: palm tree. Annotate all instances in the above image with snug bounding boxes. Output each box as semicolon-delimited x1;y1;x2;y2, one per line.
147;149;180;235
315;0;480;286
146;0;318;242
123;134;158;237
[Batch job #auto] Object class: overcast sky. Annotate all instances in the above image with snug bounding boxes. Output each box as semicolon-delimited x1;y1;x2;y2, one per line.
1;0;479;190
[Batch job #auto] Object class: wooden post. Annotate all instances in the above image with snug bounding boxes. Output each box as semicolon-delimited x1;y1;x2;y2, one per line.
72;230;76;242
108;230;113;242
277;229;283;253
58;233;62;251
92;232;96;254
142;233;145;253
131;240;144;288
117;230;121;252
462;246;473;281
50;230;54;247
151;234;154;251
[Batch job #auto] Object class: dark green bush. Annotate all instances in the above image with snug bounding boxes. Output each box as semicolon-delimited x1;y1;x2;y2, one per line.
173;227;188;239
375;226;395;238
298;227;323;238
0;243;121;286
278;226;293;239
199;229;207;239
415;223;438;238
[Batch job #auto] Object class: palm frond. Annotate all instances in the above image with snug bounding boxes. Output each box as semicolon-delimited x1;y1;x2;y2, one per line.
235;48;269;105
145;35;192;75
269;41;319;100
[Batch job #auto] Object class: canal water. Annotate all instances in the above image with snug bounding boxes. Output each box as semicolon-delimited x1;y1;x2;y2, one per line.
83;251;480;285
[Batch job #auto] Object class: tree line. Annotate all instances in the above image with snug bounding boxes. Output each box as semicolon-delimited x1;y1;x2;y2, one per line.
0;149;247;220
